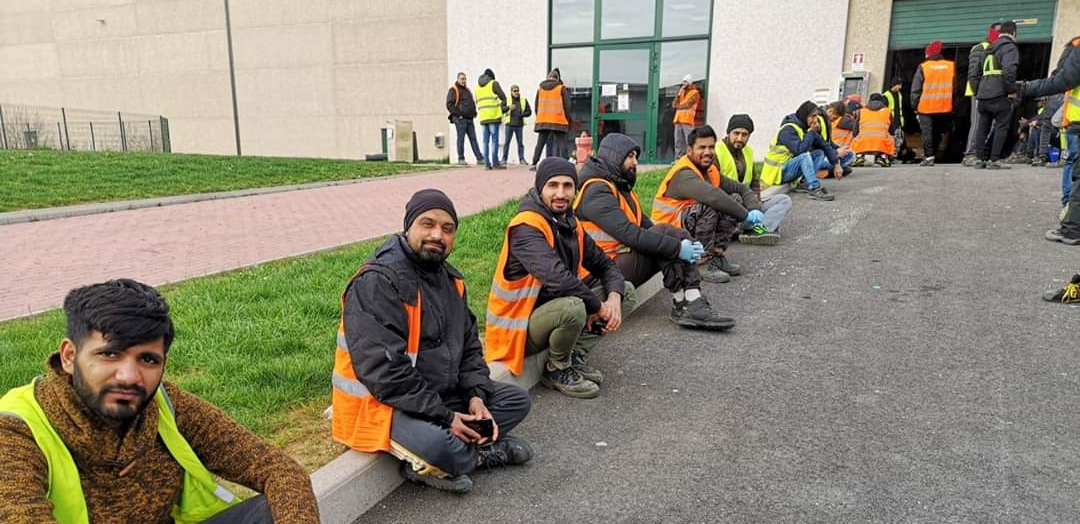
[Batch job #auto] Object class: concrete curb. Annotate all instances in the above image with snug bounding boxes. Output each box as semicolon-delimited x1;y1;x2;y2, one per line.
0;167;454;226
310;273;664;524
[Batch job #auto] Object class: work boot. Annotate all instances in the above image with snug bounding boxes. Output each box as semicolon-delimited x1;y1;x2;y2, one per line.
1042;274;1080;304
986;160;1011;170
541;364;600;398
919;156;935;167
974;160;988;169
739;224;781;246
962;154;978;167
571;350;603;384
399;463;473;493
698;261;731;283
852;154;866;167
1031;157;1047;167
477;435;534;469
1006;153;1031;165
807;186;835;201
1045;228;1080;245
670;297;736;331
710;255;740;276
456;159;468;166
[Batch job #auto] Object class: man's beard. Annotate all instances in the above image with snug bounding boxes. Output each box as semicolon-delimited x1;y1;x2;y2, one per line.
72;367;152;422
416;243;448;265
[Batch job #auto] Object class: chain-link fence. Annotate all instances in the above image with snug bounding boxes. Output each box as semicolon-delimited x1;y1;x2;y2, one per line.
0;103;170;153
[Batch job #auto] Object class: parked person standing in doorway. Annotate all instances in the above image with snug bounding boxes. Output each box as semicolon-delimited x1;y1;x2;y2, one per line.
911;40;954;166
971;21;1020;170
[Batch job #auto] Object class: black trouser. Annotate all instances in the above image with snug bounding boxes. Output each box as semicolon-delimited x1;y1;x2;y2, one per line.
454;117;483;162
502;125;525;164
917;113;950;159
614;224;703;292
1036;120;1055;160
1064;130;1080;239
975;97;1014;161
201;495;272;524
532;130;567;165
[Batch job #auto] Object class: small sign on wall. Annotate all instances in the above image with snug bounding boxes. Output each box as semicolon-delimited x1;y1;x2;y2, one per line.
851;53;865;72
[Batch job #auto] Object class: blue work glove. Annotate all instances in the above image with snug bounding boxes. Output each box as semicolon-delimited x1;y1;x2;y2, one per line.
743;209;764;226
678;239;705;264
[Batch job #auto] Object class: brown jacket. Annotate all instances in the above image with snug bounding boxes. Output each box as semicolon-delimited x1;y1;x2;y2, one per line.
0;353;319;524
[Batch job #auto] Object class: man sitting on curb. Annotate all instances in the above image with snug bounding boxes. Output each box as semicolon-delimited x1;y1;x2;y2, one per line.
651;125;759;283
715;114;793;245
333;189;533;494
760;101;839;201
486;158;635;399
0;279;320;524
574;132;734;331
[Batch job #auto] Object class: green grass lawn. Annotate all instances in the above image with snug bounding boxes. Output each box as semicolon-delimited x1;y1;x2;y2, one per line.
0;150;438;212
0;168;666;469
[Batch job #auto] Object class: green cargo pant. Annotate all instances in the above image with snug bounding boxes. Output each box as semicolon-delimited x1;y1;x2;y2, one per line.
524;282;637;369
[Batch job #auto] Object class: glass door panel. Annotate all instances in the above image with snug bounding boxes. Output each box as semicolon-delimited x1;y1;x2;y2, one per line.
655;39;709;161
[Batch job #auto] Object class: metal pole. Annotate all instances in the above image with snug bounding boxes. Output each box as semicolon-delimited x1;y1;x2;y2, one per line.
119;111;127;152
61;107;71;151
90;121;96;152
0;104;7;149
224;0;242;156
57;123;63;149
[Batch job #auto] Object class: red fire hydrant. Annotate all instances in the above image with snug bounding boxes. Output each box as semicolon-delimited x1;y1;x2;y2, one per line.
575;131;592;170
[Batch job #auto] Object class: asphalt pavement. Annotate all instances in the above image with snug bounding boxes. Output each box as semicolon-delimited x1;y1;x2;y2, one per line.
359;162;1079;524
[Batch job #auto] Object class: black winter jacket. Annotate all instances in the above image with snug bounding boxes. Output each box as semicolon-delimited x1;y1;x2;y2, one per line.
776;113;838;166
504;189;625;314
446;83;477;120
576;135;682;260
342;236;493;426
1022;39;1080;132
973;35;1019;100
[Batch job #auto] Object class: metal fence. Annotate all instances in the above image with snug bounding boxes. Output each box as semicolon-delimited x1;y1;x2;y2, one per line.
0;103;170;153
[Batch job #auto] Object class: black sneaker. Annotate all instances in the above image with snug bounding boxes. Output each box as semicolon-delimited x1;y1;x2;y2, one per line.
541;365;600;398
477;435;534;469
961;155;978;167
875;156;890;167
986;160;1011;170
571;350;603;384
670;297;736;331
1045;228;1080;245
807;186;835;201
738;224;780;246
919;156;935;167
852;155;866;167
842;165;854;176
711;255;741;276
698;262;730;283
1043;274;1080;304
400;462;473;493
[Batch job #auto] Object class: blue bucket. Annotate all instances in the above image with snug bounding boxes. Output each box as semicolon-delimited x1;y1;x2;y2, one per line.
1049;147;1061;163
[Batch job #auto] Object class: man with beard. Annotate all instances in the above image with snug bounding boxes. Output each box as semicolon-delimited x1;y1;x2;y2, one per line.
486;158;634;399
0;279;319;524
574;132;734;331
715;115;792;244
333;189;533;494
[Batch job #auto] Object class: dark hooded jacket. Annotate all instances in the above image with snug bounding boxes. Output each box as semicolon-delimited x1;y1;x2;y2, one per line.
776;102;838;166
534;78;572;132
342;235;493;426
1021;38;1080;132
446;82;477;120
575;134;681;260
504;189;625;314
477;69;508;125
505;94;532;127
972;34;1019;100
852;94;897;136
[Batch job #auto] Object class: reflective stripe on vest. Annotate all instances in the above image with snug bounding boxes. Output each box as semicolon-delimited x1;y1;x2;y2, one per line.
851;107;896;156
830;117;853;147
715;140;755;186
917;60;954;114
816;115;832;143
0;381;239;524
485;211;586;375
1063;38;1080;127
965;42;990;96
760;123;804;187
674;88;697;125
535;84;569;126
475;82;502;123
331;264;465;452
572;178;643;259
651;155;721;227
503;97;529;124
883;90;905;127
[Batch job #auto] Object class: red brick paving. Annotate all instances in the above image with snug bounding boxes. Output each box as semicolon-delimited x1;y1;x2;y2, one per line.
0;166;534;322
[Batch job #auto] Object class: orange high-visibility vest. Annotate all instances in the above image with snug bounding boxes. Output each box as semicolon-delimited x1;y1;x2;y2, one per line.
651;155;721;228
831;117;853;147
917;59;955;114
331;265;465;452
485;211;586;375
535;84;569;126
572;178;642;259
674;87;698;125
1062;37;1080;127
851;107;896;156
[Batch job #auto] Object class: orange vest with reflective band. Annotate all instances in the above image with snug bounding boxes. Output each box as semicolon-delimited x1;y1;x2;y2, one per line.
1062;37;1080;127
535;84;569;126
485;211;586;375
674;87;698;125
831;117;853;147
572;178;642;259
851;107;896;156
917;59;954;114
651;155;721;228
331;264;465;452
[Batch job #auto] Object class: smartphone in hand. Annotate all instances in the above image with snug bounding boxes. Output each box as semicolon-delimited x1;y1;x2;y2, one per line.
464;418;494;440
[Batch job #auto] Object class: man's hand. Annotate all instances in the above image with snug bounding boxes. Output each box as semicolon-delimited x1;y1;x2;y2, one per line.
837;146;851;157
450;412;482;444
597;292;623;333
833;163;844;180
467;396;498;443
809;118;821;132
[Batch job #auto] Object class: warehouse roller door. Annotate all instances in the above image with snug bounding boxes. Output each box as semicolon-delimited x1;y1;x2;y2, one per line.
889;0;1057;50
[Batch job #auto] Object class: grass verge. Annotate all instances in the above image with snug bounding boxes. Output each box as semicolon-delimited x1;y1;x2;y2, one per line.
0;168;666;471
0;150;437;212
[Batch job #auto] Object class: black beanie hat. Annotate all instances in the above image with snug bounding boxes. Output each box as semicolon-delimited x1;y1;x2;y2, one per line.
726;114;754;134
534;157;578;194
403;189;458;231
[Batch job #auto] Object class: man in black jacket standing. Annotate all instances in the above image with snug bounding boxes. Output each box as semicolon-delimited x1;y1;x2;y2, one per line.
339;189;533;493
970;21;1021;169
574;133;734;331
447;72;485;166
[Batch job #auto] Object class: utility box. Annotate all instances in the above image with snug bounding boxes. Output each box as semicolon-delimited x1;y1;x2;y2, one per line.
388;120;415;163
840;71;869;102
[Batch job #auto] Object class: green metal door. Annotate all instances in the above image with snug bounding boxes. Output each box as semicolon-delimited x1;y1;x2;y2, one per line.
592;43;660;162
889;0;1058;49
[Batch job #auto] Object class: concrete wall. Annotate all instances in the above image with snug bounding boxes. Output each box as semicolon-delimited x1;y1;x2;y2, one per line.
843;0;893;95
709;0;851;156
0;0;449;159
1052;0;1080;59
445;0;548;164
